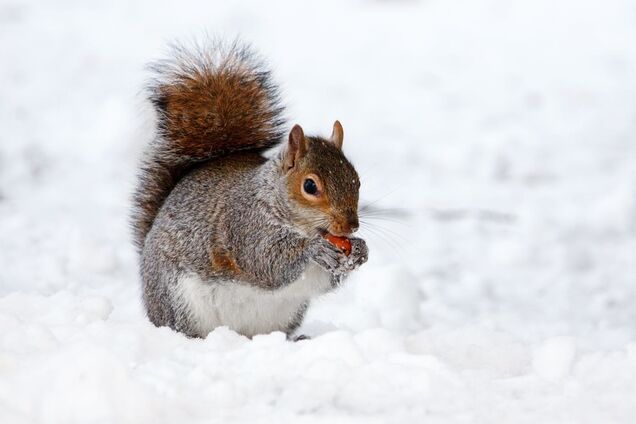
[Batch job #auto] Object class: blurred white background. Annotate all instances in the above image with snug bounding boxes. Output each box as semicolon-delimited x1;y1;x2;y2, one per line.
1;0;635;423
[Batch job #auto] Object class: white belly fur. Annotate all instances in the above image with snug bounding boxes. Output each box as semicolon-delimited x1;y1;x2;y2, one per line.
173;264;332;337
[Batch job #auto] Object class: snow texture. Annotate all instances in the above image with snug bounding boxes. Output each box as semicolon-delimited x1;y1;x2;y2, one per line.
1;0;636;423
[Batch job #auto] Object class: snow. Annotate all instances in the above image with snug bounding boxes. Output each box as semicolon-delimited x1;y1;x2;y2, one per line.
1;0;636;422
531;337;576;382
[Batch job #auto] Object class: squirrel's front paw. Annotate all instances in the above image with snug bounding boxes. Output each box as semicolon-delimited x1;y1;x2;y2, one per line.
346;237;369;271
309;237;345;274
309;236;368;275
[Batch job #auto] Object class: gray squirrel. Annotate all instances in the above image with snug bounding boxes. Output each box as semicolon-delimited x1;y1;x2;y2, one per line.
131;41;368;339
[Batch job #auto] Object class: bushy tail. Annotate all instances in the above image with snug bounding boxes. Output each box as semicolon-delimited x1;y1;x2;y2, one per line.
131;40;286;251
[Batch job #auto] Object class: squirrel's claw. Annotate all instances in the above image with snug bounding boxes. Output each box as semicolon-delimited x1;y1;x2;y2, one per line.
341;237;369;272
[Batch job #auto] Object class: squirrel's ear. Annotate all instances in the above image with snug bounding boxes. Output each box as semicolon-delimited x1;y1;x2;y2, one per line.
284;124;307;170
330;120;344;149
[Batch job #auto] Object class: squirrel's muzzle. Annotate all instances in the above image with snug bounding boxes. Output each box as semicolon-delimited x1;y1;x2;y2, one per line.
329;213;359;236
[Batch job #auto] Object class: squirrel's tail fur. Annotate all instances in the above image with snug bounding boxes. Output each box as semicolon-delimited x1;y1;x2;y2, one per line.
131;40;286;251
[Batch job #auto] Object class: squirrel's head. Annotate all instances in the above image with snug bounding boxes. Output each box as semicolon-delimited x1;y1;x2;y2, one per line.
281;121;360;238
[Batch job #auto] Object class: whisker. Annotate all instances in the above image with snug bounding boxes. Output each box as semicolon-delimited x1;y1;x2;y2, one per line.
359;213;408;225
358;221;407;257
359;229;404;260
359;206;409;217
360;220;408;244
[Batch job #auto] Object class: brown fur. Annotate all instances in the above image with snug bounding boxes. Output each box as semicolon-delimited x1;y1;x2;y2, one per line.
284;135;360;235
154;52;283;158
132;41;285;251
211;247;241;275
287;170;331;212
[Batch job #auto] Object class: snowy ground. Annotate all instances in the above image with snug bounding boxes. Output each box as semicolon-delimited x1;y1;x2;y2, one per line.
2;0;636;422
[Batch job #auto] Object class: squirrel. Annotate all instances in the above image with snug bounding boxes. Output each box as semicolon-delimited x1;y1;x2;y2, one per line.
131;40;368;339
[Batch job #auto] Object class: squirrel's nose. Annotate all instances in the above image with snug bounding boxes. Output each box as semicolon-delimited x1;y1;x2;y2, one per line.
347;215;359;233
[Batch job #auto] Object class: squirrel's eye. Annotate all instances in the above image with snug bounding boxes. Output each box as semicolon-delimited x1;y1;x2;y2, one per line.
303;178;318;195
